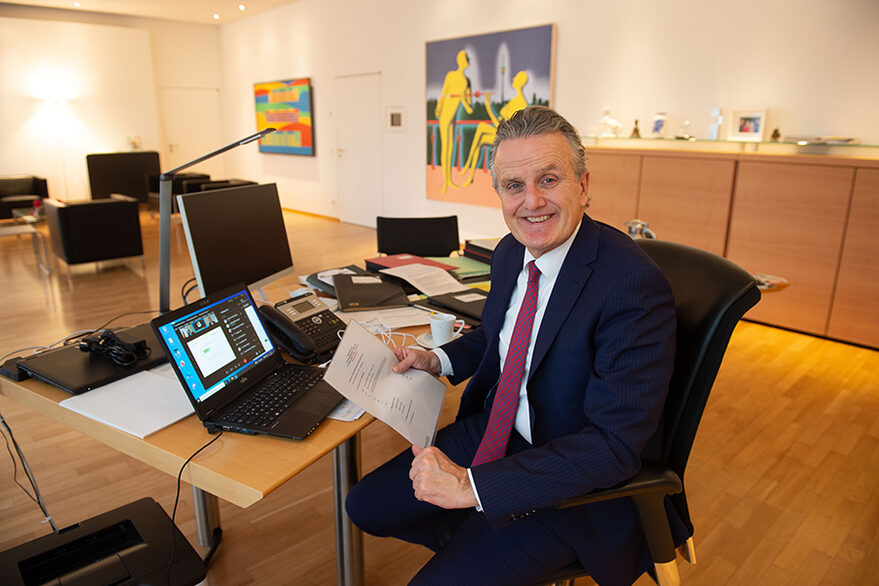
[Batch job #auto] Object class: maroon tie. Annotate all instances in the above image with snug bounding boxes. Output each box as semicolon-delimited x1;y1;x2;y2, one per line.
472;260;541;466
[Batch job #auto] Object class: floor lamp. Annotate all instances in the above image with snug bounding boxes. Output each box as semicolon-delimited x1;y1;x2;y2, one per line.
157;128;275;314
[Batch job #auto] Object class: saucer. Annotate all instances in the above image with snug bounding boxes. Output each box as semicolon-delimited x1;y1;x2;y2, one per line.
416;332;461;349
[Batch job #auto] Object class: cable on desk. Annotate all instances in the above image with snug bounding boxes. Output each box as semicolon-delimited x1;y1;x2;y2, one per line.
181;283;200;304
0;410;58;533
166;430;225;584
1;310;162;368
354;320;420;348
180;277;196;303
0;331;92;364
64;309;161;346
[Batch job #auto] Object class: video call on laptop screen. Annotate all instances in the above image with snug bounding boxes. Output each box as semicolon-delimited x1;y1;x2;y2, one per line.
157;290;274;402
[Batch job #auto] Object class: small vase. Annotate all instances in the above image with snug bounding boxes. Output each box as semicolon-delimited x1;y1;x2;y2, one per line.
651;112;667;138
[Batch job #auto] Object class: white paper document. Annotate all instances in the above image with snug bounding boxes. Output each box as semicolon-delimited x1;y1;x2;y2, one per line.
331;305;431;330
60;363;194;439
323;320;446;448
379;264;470;297
326;398;366;422
317;267;358;287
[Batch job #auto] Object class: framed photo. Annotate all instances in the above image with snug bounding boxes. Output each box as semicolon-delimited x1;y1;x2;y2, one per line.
253;78;314;156
729;109;766;142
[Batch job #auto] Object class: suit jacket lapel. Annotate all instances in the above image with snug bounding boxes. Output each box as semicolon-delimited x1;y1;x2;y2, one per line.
485;239;523;335
529;215;598;378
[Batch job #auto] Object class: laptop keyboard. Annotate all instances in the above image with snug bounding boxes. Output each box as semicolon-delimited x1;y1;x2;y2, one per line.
225;367;325;428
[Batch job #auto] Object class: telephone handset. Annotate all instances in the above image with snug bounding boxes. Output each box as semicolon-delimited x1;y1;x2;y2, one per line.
258;304;316;362
258;290;345;363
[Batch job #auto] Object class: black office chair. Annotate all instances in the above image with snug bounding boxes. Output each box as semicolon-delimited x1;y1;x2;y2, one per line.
535;239;761;586
375;215;461;257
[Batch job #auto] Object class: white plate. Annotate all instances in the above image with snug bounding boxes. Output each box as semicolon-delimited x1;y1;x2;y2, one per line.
416;332;461;349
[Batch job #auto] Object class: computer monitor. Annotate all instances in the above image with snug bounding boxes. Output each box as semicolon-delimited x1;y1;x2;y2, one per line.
86;151;160;203
177;183;295;297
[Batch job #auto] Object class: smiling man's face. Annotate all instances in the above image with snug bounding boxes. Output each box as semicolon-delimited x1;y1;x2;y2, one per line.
493;132;589;258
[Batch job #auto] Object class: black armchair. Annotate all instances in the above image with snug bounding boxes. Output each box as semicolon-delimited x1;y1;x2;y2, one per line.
0;175;49;219
44;195;143;281
375;215;460;257
536;239;761;586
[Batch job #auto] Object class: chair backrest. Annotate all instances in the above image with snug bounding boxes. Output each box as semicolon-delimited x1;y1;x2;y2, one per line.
376;215;460;257
44;195;143;264
0;175;49;199
199;179;257;192
636;240;760;477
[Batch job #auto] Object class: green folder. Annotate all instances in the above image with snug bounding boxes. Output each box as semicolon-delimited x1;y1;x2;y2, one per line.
426;255;491;282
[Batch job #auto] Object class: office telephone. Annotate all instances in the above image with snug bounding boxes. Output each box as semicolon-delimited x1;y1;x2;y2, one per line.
258;290;345;363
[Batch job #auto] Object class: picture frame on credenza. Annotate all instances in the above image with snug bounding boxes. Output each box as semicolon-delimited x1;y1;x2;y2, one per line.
729;109;767;142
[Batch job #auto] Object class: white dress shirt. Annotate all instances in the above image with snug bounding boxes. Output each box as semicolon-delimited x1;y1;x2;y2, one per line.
432;224;582;508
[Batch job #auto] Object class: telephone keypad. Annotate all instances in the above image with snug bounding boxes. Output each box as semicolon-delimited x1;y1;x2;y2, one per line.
294;310;344;353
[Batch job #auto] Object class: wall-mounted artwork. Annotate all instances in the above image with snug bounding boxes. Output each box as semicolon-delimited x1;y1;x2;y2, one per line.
426;24;555;207
254;78;314;156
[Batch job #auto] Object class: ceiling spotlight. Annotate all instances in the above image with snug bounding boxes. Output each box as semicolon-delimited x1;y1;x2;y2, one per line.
239;4;246;11
212;13;220;20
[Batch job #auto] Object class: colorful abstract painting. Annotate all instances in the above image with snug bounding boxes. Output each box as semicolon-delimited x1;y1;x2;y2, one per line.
426;25;554;207
254;78;314;156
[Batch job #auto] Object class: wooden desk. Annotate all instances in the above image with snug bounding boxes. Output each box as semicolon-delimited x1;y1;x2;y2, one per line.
0;370;373;586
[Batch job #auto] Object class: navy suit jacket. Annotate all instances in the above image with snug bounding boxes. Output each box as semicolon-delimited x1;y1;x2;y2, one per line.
442;214;676;585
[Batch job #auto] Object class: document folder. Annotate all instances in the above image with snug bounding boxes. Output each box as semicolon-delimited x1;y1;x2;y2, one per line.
333;274;409;312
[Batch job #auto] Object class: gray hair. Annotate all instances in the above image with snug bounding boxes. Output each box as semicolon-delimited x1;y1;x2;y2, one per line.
489;106;588;190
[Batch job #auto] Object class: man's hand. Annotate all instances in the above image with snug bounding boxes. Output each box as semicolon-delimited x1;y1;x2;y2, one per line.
393;347;441;376
409;445;478;509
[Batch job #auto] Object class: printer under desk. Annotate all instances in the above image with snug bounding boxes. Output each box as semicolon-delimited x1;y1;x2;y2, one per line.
0;498;204;586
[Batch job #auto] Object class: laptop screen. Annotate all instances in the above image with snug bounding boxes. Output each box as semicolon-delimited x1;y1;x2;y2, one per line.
155;289;274;402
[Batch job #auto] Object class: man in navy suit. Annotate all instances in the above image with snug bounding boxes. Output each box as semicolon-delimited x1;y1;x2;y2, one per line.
346;106;677;585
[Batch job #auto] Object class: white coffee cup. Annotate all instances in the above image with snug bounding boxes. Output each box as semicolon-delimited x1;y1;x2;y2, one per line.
429;312;465;346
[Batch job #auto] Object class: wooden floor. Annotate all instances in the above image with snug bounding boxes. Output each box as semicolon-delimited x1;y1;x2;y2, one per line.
1;210;877;585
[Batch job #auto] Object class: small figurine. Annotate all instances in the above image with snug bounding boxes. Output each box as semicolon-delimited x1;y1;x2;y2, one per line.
708;107;723;140
630;119;641;138
675;120;693;140
596;107;623;138
771;128;781;142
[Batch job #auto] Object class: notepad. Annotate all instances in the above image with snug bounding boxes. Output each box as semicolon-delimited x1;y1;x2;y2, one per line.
59;363;194;438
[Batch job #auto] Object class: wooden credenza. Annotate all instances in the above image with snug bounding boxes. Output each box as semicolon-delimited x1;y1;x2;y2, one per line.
586;145;879;348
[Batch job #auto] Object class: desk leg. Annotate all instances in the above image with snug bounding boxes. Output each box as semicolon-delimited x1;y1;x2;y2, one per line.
192;487;221;547
333;435;364;586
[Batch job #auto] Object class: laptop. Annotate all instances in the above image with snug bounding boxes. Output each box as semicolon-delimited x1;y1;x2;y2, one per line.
17;323;167;395
151;284;343;440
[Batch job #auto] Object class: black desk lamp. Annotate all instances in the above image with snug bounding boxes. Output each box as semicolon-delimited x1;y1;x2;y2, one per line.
157;128;276;313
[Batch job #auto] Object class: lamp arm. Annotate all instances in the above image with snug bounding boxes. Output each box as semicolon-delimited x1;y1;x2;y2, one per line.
158;128;276;313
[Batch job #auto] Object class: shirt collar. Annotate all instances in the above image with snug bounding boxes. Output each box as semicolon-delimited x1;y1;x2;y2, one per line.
522;217;582;280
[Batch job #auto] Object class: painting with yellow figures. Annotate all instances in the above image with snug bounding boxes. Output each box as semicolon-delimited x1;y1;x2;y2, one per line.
426;25;555;207
254;78;314;156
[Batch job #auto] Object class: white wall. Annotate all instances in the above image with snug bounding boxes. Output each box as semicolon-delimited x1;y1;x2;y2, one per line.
2;1;876;236
0;5;221;200
0;17;160;200
217;0;879;239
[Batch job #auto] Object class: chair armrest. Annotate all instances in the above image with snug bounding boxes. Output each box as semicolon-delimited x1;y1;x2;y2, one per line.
559;465;683;566
558;465;682;510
